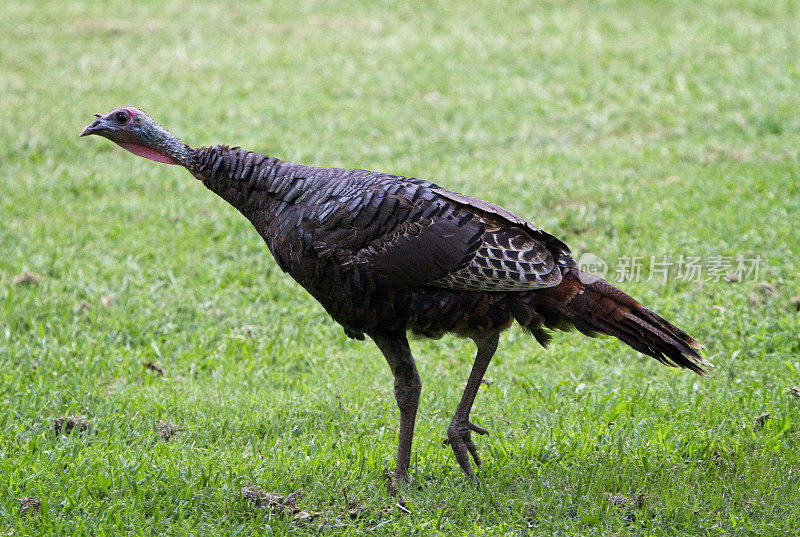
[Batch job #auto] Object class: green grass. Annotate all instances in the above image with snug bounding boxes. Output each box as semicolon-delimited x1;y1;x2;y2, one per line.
2;0;800;534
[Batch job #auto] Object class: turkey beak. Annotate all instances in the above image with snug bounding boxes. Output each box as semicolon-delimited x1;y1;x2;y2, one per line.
80;114;109;137
80;120;104;137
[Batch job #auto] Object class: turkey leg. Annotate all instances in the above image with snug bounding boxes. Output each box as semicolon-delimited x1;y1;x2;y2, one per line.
447;332;499;482
371;332;422;485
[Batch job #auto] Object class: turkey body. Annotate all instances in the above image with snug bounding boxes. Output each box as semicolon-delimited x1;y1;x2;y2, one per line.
191;146;569;342
81;107;710;487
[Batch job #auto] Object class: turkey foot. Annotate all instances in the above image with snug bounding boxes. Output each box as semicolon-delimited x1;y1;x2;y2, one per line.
447;418;489;480
446;333;499;482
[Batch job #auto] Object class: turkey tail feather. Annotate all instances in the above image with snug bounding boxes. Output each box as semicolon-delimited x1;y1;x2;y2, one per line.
537;269;711;375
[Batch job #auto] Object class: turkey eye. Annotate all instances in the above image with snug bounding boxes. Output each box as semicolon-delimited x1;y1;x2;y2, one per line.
114;112;128;124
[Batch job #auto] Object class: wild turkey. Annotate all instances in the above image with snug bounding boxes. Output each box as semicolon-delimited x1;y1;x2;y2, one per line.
81;107;710;485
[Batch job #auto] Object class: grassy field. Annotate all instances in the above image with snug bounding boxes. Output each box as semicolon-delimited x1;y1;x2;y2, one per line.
2;0;800;534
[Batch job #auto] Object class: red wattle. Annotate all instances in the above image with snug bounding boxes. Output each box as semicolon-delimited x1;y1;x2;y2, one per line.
119;143;179;165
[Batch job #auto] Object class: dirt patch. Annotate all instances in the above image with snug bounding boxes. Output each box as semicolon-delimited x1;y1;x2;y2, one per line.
345;499;398;520
748;281;778;307
754;412;771;430
143;362;165;376
340;486;398;520
605;492;648;522
16;497;41;519
241;484;298;509
73;301;92;313
383;467;398;497
241;483;403;528
707;448;740;470
14;270;43;286
156;419;181;441
72;295;117;313
605;492;646;510
346;500;369;519
53;415;90;434
789;295;800;311
241;484;317;520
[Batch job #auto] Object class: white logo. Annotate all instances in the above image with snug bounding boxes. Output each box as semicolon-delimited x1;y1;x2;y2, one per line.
577;252;608;284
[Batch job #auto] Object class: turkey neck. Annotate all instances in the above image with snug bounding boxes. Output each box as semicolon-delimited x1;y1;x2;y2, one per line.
187;145;303;223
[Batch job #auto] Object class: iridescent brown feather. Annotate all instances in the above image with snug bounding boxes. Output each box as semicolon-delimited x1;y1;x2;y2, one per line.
532;270;710;374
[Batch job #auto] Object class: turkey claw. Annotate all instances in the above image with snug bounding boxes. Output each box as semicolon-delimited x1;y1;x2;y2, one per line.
447;419;489;481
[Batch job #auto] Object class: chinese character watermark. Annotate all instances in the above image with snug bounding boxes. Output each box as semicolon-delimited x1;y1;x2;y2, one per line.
576;253;762;283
